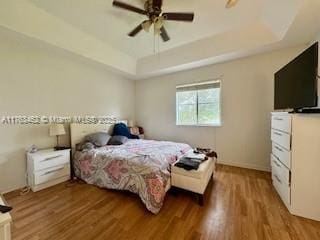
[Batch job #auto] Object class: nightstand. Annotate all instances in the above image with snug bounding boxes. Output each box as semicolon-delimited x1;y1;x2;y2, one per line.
27;148;71;192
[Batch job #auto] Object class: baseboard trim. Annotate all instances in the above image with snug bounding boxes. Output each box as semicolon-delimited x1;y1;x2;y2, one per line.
0;184;26;194
217;160;271;172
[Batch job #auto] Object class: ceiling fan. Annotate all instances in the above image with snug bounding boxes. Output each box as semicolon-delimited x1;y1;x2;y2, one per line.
112;0;195;42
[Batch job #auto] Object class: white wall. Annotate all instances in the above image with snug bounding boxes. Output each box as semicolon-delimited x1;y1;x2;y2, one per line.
135;45;306;171
0;31;135;193
0;26;313;193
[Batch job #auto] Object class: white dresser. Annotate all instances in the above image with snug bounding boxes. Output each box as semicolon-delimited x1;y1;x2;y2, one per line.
271;112;320;221
27;149;71;192
0;196;11;240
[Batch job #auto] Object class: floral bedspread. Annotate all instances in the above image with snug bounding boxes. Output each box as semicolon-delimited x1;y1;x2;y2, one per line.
73;139;191;214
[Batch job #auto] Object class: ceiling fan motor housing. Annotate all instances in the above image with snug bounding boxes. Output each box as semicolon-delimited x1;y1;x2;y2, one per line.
144;0;162;20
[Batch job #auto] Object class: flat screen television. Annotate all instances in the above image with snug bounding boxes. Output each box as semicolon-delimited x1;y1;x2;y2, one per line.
274;42;319;111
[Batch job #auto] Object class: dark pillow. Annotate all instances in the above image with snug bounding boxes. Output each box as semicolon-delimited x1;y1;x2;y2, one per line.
108;135;128;145
76;142;95;151
113;123;140;139
85;132;111;147
112;123;131;138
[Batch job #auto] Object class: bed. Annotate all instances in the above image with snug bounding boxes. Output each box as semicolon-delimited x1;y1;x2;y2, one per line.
70;123;192;214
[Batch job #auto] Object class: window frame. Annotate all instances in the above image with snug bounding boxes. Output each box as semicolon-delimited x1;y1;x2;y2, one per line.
176;80;222;127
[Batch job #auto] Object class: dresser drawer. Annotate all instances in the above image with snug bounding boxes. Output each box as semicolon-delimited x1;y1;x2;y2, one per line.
271;129;291;150
271;153;291;207
271;154;290;185
33;164;70;185
272;143;291;169
272;172;291;207
32;151;70;171
271;114;291;133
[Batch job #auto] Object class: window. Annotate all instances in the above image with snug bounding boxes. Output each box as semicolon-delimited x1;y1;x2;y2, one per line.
176;80;221;126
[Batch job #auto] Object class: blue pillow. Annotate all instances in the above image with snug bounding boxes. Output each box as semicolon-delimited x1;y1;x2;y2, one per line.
113;123;139;139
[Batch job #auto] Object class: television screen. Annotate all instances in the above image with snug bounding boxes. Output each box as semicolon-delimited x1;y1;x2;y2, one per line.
274;42;318;110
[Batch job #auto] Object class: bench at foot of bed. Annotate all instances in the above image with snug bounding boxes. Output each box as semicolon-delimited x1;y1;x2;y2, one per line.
171;157;216;206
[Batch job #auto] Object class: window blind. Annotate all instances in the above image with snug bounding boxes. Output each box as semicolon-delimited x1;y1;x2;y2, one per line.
176;80;220;92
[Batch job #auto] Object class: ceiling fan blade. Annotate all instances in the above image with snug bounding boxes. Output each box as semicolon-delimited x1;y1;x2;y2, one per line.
128;24;143;37
113;1;147;15
160;27;170;42
162;12;194;22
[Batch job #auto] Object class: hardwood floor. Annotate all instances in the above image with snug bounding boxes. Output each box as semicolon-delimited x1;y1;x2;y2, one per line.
4;165;320;240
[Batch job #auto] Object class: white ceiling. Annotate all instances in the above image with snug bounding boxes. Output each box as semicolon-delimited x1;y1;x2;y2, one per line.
0;0;320;78
29;0;262;58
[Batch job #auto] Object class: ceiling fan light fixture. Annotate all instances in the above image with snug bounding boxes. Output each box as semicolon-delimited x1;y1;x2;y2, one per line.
226;0;239;9
154;16;164;30
142;20;152;32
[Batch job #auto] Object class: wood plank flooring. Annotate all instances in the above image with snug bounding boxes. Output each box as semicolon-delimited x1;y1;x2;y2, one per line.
4;165;320;240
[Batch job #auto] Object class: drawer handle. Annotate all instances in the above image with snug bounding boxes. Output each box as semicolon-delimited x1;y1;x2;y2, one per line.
274;174;282;184
273;160;281;168
273;131;282;136
41;167;64;176
274;118;283;121
274;145;283;152
41;155;63;162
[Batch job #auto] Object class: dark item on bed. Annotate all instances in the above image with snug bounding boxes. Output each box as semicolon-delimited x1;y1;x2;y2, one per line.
113;123;139;139
85;132;111;147
0;204;12;214
194;148;218;159
108;135;128;145
138;127;144;134
206;151;218;158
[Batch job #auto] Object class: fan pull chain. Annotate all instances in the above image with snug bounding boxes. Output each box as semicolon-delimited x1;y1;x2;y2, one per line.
152;24;161;56
157;32;160;58
153;25;156;54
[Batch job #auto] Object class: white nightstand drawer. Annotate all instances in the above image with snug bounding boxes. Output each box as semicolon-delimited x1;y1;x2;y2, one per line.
33;151;70;171
272;143;291;169
27;148;71;192
34;164;70;185
271;154;290;185
271;129;291;150
271;114;291;133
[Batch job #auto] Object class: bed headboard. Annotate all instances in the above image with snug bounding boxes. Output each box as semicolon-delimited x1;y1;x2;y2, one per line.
70;123;114;153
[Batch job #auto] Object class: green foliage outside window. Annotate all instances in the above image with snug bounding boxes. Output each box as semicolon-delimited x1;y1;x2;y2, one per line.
176;87;221;126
